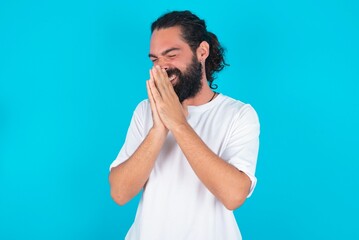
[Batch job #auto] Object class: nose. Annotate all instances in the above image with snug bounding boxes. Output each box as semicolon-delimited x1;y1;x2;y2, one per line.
154;58;169;70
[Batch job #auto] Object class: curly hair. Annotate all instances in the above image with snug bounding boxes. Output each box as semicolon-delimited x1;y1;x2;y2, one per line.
151;10;229;89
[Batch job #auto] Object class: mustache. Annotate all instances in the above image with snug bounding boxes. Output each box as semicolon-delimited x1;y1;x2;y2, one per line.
165;68;182;78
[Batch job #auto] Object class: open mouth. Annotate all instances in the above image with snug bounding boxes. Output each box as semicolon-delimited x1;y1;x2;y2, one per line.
168;75;177;83
166;68;180;84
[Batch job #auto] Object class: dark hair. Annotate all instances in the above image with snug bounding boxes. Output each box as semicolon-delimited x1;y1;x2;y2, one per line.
151;10;229;89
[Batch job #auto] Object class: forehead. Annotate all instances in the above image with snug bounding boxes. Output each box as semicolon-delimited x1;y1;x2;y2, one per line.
150;26;191;54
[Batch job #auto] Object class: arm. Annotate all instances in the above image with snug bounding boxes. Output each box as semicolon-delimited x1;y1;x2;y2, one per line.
171;123;252;210
109;128;166;205
148;66;257;210
109;80;168;205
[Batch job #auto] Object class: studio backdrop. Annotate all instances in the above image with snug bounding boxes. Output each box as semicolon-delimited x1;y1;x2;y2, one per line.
0;0;358;239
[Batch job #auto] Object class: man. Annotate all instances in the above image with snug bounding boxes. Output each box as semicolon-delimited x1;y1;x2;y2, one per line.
109;10;260;240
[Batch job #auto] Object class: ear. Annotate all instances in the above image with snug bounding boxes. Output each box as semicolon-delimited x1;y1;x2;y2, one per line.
196;41;210;62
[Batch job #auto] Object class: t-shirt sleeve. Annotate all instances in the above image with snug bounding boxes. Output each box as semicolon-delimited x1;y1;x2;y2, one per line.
222;104;260;198
109;101;147;171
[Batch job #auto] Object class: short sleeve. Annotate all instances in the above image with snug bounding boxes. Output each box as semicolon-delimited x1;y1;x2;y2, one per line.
222;104;260;198
109;101;148;171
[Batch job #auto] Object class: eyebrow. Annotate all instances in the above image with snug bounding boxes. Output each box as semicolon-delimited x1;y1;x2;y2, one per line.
148;47;181;58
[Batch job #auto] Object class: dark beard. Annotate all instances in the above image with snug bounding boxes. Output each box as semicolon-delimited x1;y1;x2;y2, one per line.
166;56;203;103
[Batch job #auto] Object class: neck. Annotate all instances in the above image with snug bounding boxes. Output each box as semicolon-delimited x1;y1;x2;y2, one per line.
182;80;217;106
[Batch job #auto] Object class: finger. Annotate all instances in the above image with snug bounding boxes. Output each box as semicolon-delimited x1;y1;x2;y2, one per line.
159;67;178;99
152;66;173;99
151;66;163;86
160;67;176;92
161;67;172;83
148;75;163;104
149;69;162;98
147;80;165;126
147;80;158;113
146;79;155;105
152;66;169;93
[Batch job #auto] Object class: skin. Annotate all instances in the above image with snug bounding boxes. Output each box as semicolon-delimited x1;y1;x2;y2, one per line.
109;26;251;210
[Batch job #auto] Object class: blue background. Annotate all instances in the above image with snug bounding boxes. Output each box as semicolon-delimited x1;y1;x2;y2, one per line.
1;0;358;239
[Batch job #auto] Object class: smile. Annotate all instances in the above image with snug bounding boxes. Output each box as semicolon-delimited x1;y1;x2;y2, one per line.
168;75;177;83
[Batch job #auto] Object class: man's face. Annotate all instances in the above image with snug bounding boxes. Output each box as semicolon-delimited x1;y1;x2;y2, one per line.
149;27;203;102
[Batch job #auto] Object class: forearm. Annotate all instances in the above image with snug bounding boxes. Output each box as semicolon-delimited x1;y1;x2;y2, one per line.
109;128;167;205
171;123;251;210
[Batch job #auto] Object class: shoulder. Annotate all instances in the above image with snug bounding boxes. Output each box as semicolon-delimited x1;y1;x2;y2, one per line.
133;99;150;115
218;95;260;140
218;95;259;120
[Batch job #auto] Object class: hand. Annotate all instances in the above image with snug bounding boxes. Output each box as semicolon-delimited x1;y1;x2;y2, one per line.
146;74;168;135
148;65;188;131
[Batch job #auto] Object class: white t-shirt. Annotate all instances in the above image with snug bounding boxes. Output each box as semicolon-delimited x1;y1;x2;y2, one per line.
110;94;260;240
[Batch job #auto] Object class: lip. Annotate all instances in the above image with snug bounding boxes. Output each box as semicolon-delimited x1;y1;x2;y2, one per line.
169;75;177;84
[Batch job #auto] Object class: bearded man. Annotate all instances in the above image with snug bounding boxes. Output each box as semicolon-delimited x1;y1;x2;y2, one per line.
109;10;260;240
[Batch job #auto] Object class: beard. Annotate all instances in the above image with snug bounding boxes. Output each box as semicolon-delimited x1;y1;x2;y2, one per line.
165;56;203;103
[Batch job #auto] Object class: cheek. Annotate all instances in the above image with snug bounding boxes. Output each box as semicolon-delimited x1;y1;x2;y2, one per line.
169;61;185;72
173;58;191;71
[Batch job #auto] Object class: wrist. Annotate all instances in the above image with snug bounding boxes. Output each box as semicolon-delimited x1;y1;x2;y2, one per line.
149;127;168;140
171;121;191;135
